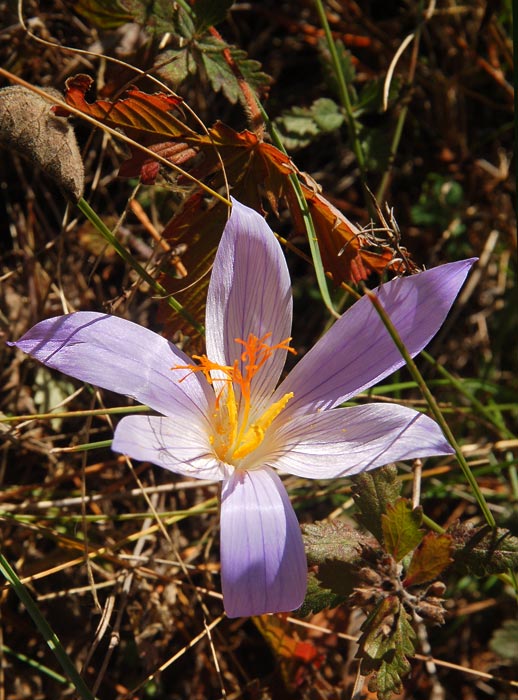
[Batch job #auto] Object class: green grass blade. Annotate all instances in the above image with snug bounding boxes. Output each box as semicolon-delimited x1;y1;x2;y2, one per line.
0;553;98;699
76;197;204;335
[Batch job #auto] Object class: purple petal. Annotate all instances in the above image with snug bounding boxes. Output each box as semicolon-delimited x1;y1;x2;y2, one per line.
10;312;213;418
275;259;477;416
272;403;453;479
220;467;307;617
112;415;226;480
205;199;292;410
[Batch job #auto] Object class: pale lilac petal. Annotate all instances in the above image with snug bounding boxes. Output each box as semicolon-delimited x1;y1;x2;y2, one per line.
271;403;453;479
205;199;292;409
275;259;476;416
220;467;307;617
112;415;226;480
11;312;213;418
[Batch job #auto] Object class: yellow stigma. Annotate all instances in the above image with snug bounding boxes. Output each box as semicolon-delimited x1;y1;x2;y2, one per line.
231;391;293;460
173;333;296;465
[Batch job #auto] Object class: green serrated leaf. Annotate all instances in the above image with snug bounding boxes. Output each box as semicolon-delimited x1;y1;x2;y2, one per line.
296;571;346;617
283;109;320;135
121;0;194;38
318;38;356;101
158;48;198;85
191;0;233;31
301;521;377;612
75;0;133;29
351;465;401;543
274;98;344;150
226;46;271;101
312;97;345;131
381;498;423;562
448;522;518;576
195;37;271;105
359;597;416;700
303;520;374;566
200;46;239;103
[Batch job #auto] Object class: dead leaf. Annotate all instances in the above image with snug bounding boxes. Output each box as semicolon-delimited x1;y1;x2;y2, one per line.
0;85;84;201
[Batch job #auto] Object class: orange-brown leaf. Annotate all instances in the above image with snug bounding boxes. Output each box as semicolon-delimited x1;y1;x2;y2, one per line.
302;189;396;284
253;613;323;689
58;74;188;138
61;74;412;292
404;533;453;587
157;194;229;346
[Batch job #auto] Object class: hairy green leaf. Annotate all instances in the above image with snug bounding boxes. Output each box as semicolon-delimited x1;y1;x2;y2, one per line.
296;570;347;617
300;521;376;613
159;48;198;86
358;597;416;700
381;498;423;562
351;465;401;543
448;522;518;576
191;0;234;31
121;0;190;36
303;520;375;566
75;0;133;28
318;38;357;101
158;36;271;106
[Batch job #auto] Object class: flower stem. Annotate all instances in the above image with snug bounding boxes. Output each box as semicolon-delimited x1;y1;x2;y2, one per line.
257;104;339;318
364;288;496;528
313;0;366;178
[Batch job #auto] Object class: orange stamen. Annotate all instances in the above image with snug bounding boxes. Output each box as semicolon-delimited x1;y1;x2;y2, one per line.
172;334;296;464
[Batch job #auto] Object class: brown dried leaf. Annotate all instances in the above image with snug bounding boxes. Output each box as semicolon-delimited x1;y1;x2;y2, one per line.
0;86;84;201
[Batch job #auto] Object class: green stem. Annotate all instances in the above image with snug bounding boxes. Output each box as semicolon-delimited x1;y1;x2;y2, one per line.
313;0;366;178
421;513;445;534
0;553;98;700
2;644;68;684
258;105;338;317
364;288;496;528
77;198;204;335
376;100;410;203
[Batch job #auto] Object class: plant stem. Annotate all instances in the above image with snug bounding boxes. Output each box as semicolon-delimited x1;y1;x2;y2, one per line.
77;198;204;335
313;0;366;177
364;288;496;528
258;104;339;317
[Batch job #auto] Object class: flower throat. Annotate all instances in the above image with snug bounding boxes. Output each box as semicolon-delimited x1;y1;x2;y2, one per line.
175;334;295;465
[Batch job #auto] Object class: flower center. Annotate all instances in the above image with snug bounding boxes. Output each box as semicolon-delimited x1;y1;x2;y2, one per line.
174;334;295;466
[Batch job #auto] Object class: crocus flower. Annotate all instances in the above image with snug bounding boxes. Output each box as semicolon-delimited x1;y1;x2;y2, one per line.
10;199;476;617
